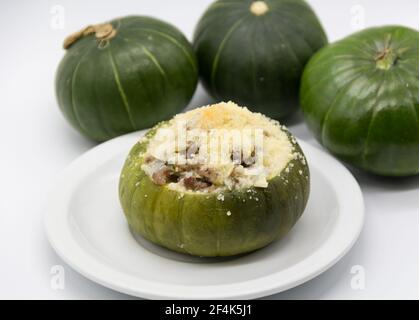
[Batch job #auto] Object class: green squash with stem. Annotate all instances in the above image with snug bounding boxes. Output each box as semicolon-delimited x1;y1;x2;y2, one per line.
193;0;327;119
55;16;198;142
301;26;419;176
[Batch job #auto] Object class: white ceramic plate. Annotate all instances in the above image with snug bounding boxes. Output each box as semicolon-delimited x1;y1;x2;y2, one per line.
44;130;364;300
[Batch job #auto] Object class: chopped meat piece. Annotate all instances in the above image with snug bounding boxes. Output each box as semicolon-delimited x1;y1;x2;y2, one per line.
242;150;256;167
183;176;211;191
152;167;172;185
167;172;180;183
197;167;218;183
231;150;241;164
174;164;199;172
186;141;200;159
144;155;155;164
231;149;257;167
242;156;256;167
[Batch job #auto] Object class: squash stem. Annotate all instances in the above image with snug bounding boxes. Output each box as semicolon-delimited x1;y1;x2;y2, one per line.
63;23;117;49
375;48;398;70
250;1;269;16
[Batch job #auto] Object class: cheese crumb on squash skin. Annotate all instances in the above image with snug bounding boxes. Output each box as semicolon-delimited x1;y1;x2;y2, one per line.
141;102;300;193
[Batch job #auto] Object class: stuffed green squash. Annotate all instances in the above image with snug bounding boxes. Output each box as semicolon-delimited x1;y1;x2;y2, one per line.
301;26;419;176
119;102;309;257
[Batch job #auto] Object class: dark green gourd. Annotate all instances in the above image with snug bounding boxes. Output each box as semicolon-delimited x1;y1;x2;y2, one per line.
56;16;198;142
301;26;419;176
193;0;327;119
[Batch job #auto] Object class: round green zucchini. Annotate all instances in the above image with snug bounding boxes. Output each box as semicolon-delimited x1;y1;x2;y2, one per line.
55;16;198;142
301;26;419;176
119;121;309;257
193;0;327;119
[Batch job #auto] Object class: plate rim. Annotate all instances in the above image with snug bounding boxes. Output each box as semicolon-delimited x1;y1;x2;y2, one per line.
44;130;364;300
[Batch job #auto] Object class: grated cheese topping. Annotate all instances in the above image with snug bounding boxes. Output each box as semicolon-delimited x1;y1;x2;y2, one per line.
141;102;298;193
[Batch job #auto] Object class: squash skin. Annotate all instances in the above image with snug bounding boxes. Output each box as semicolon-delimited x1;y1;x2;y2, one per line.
55;16;198;142
301;26;419;176
193;0;327;119
119;124;310;257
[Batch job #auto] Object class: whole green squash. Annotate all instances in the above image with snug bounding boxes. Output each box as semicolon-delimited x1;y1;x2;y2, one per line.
119;108;310;257
55;16;198;142
193;0;327;119
301;26;419;176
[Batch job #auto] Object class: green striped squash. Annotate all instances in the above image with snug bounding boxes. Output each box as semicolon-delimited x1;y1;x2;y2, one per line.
119;123;310;257
301;26;419;176
193;0;327;119
55;16;198;142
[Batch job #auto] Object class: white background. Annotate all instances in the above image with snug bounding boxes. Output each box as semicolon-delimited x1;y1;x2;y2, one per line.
1;0;419;299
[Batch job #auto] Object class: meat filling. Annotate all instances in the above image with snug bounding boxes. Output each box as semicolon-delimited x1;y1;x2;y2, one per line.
144;146;258;191
140;102;297;192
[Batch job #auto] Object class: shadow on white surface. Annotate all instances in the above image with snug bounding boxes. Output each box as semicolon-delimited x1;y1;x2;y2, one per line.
352;169;419;192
